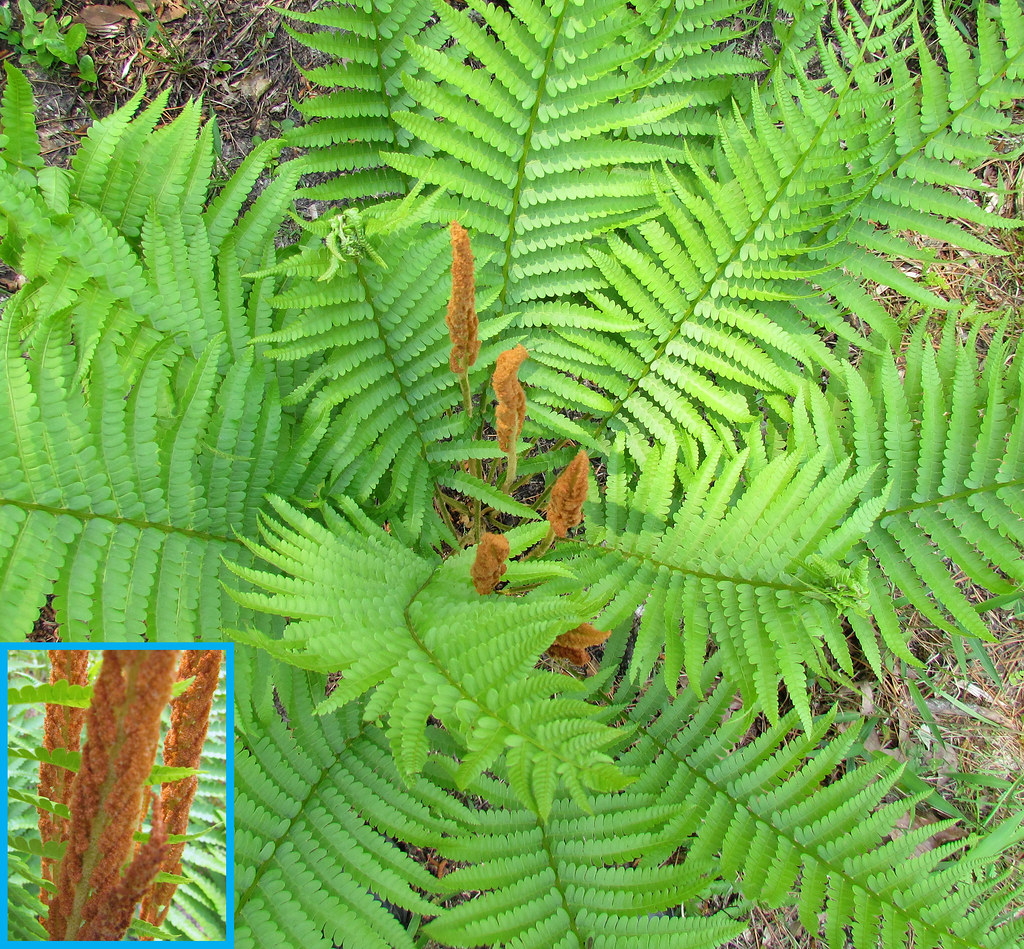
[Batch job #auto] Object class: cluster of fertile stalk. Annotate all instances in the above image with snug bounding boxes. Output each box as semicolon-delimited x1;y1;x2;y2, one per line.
446;221;610;667
37;649;222;940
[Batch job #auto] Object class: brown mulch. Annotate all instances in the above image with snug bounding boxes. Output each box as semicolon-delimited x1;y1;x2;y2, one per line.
1;0;327;169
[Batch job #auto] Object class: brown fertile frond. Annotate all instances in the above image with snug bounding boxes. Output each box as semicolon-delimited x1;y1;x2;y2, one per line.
141;649;223;928
78;798;170;941
38;650;89;905
470;532;510;594
446;220;480;374
548;624;611;667
45;650;180;941
547;449;590;538
492;344;528;453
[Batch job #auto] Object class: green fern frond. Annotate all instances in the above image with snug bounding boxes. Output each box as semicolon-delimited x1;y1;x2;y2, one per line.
611;674;1024;949
776;0;1024;329
282;0;448;202
383;0;695;308
0;62;43;174
0;324;280;641
0;85;303;373
831;315;1024;642
228;500;631;813
7;853;49;940
425;779;746;948
421;671;1023;949
235;646;481;949
0;75;298;640
253;222;477;541
530;159;846;467
619;0;765;147
577;437;885;728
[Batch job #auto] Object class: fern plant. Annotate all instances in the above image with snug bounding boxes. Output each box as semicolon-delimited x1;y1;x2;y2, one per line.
3;0;1024;944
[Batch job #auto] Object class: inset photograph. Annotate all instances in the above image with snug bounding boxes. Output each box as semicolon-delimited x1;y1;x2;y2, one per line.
7;646;229;942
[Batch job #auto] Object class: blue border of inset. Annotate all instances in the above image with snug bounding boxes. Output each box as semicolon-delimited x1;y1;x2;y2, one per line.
3;642;234;946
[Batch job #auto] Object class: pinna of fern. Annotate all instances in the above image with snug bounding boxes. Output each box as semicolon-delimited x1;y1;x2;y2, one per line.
818;312;1024;648
0;67;305;641
227;496;631;816
420;665;1024;949
385;0;712;306
280;0;452;204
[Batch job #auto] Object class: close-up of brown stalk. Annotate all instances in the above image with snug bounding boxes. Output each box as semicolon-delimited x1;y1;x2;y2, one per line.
446;219;480;413
527;449;591;560
446;219;485;541
547;449;590;539
12;648;225;942
548;623;611;667
471;531;511;595
44;650;180;941
140;649;224;929
37;650;89;908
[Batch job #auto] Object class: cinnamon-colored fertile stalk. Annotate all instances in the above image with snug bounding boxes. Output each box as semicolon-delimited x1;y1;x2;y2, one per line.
493;345;528;453
38;650;89;906
446;221;480;379
446;220;483;538
141;649;223;928
547;449;590;538
45;650;180;941
492;345;528;490
78;798;170;940
470;532;510;594
548;623;611;667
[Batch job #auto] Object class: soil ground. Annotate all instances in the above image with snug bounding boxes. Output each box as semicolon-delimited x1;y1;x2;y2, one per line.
2;0;321;168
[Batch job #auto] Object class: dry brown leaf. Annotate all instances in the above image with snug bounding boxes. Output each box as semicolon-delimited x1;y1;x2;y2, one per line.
238;71;274;100
158;1;188;23
890;810;968;856
861;726;908;762
76;4;138;36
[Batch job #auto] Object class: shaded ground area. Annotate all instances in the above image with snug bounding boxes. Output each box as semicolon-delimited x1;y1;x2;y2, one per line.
2;0;323;167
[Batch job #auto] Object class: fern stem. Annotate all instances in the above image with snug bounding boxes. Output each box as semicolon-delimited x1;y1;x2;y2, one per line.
140;650;222;928
471;494;482;544
525;525;556;561
458;370;473;418
438;491;472;518
434;488;461;544
879;475;1024;520
38;651;89;907
501;453;518;493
